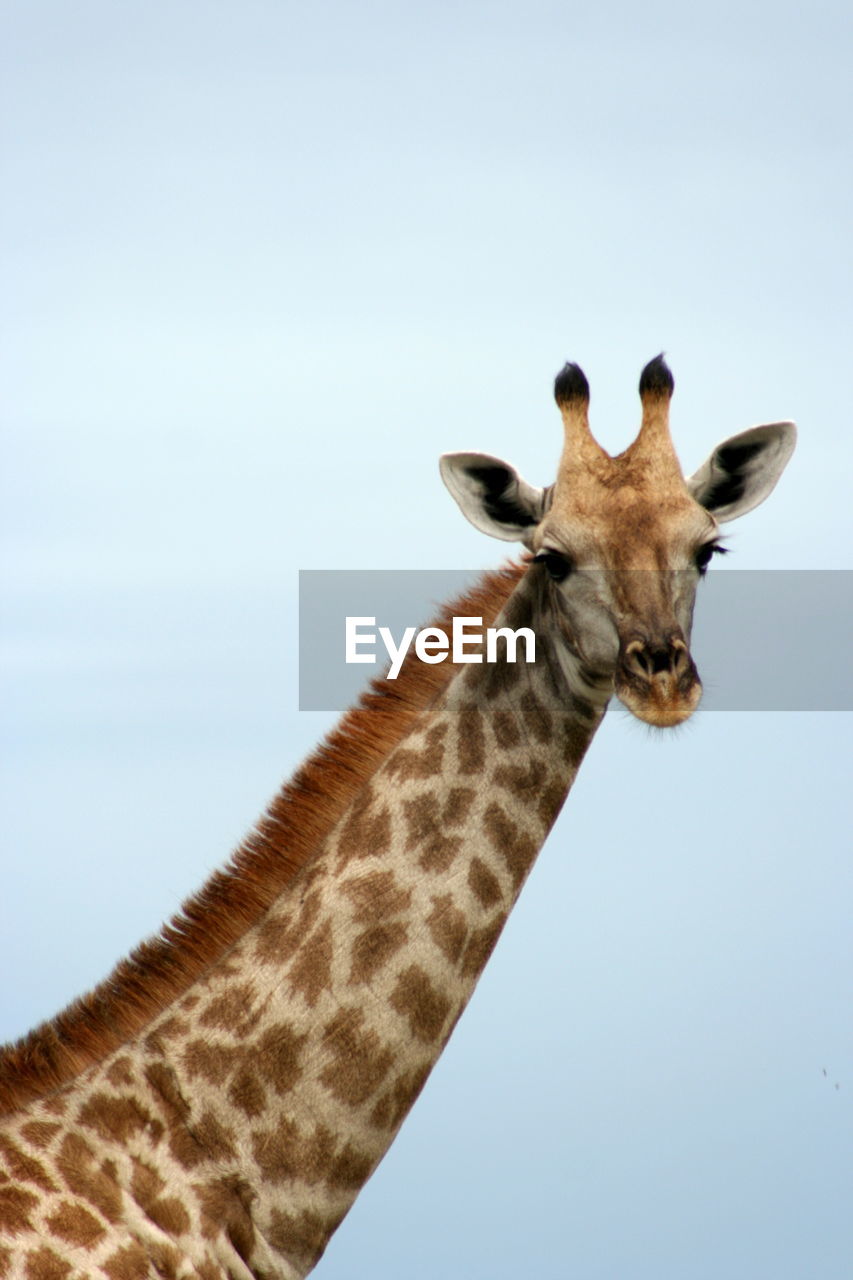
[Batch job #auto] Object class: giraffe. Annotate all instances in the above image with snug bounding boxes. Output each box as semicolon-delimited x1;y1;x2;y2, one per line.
0;356;795;1280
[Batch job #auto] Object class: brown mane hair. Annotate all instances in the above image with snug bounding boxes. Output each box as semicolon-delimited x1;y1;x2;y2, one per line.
0;564;525;1115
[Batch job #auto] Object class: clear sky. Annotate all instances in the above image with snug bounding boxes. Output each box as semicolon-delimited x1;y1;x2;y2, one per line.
1;2;851;1277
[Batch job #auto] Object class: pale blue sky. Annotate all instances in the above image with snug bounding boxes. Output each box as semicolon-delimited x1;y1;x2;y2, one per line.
1;2;851;1277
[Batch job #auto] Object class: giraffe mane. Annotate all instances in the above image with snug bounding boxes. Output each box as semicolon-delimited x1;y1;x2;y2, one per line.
0;563;525;1116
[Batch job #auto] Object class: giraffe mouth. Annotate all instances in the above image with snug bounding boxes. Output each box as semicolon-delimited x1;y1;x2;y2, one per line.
616;674;703;726
615;638;703;727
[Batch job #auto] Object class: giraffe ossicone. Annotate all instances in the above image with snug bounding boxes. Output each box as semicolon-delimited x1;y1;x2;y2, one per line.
0;357;795;1279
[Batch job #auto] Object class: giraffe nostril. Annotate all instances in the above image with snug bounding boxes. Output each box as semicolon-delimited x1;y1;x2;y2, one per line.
624;639;688;680
649;647;672;675
623;640;649;677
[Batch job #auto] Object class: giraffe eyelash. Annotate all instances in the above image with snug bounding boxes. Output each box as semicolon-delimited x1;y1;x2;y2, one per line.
695;542;728;575
532;549;574;582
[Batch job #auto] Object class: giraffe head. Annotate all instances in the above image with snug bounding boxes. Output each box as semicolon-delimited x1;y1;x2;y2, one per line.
441;356;795;727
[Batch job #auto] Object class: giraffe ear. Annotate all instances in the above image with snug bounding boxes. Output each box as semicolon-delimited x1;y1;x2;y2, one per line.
686;421;796;522
440;453;547;543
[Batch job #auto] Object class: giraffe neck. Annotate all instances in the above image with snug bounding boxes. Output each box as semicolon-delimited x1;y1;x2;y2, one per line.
2;568;611;1279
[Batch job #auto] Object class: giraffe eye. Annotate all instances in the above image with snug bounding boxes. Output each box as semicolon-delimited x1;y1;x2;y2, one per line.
533;549;574;582
694;542;726;575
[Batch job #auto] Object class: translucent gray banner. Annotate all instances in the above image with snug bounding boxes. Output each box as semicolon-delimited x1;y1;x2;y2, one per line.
298;570;853;712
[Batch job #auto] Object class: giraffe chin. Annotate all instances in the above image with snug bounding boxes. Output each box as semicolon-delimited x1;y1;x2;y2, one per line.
615;675;703;728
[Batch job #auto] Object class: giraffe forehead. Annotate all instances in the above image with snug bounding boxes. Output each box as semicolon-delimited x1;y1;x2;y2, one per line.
542;468;710;558
555;443;690;503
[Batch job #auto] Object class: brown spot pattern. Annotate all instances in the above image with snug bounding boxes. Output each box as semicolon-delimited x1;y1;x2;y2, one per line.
146;1196;191;1238
480;659;502;701
56;1134;122;1223
252;1118;371;1191
402;793;463;872
194;1175;256;1258
537;777;568;827
418;832;463;873
195;1260;225;1280
492;709;522;748
389;965;452;1043
561;710;596;765
0;1134;57;1192
193;1110;237;1163
130;1156;164;1203
319;1008;394;1106
426;895;468;965
144;1016;189;1057
337;783;393;861
468;857;503;909
182;1038;240;1086
342;869;412;922
350;921;409;984
19;1121;60;1150
457;703;485;775
483;802;537;890
288;917;334;1006
101;1243;150;1280
228;1067;267;1118
105;1057;136;1088
199;983;259;1035
143;1063;205;1172
520;690;553;743
144;1061;189;1119
0;1184;39;1235
327;1141;374;1190
253;1022;308;1096
46;1199;106;1248
461;915;505;977
254;889;322;965
130;1158;191;1237
384;722;447;782
268;1207;332;1274
251;1116;317;1182
402;792;438;846
77;1092;150;1145
23;1247;71;1280
370;1063;431;1131
492;759;546;800
176;1140;215;1188
442;786;476;827
148;1242;183;1279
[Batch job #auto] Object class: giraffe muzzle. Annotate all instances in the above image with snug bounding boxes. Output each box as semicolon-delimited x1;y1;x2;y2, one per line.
616;636;702;727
